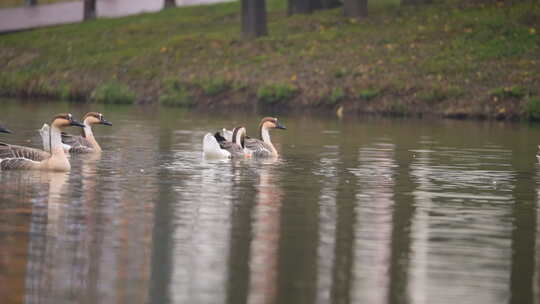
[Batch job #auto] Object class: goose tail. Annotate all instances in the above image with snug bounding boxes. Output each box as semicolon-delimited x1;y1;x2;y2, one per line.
203;133;230;158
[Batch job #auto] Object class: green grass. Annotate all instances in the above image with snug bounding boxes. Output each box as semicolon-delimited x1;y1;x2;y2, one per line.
358;88;380;101
489;86;528;99
417;87;448;103
159;79;194;107
523;96;540;120
194;77;231;96
0;0;539;118
326;87;345;105
333;68;348;78
257;83;298;104
92;82;135;104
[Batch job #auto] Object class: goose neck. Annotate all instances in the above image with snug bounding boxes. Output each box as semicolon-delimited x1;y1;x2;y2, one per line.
49;126;65;155
261;127;272;145
84;122;102;151
82;120;94;138
260;127;278;156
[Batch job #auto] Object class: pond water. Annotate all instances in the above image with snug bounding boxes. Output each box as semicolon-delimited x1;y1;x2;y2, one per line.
1;99;540;304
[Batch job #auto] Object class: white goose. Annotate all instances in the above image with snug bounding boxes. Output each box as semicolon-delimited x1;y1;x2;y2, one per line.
203;126;249;159
40;112;112;153
0;113;84;171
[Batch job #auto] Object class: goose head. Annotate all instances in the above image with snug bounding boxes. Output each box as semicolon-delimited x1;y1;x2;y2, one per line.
259;117;286;131
0;124;11;134
83;112;113;126
51;113;85;129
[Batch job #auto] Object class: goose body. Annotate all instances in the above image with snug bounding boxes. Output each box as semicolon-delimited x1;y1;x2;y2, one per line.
1;113;84;171
41;112;112;153
203;127;249;159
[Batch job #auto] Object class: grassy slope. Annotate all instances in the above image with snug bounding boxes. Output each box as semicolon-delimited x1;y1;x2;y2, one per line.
0;0;539;118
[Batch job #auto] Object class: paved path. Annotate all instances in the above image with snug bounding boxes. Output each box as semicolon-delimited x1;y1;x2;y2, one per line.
0;0;226;33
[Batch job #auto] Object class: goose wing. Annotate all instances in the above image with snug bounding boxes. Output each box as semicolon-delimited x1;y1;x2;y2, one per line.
0;142;49;170
61;133;93;153
245;138;272;157
0;142;50;161
219;140;244;157
0;157;41;170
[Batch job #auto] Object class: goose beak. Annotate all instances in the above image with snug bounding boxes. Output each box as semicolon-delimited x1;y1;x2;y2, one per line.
275;122;286;130
0;125;11;133
70;120;85;128
100;119;112;126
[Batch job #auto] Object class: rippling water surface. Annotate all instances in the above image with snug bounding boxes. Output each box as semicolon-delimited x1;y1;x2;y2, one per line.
1;99;540;304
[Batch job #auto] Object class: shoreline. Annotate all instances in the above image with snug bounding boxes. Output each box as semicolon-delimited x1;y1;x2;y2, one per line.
0;87;526;121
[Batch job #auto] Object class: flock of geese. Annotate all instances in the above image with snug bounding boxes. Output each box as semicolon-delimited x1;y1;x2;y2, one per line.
0;113;286;172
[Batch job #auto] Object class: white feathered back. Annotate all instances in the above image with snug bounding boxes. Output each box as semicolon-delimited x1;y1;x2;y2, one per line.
203;133;231;158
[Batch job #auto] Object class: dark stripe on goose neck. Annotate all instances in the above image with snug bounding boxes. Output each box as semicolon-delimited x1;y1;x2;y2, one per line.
258;117;275;139
232;127;245;148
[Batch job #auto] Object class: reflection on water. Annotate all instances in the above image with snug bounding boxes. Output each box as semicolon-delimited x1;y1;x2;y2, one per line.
1;100;540;304
313;145;339;304
349;143;396;303
247;161;282;304
409;145;513;304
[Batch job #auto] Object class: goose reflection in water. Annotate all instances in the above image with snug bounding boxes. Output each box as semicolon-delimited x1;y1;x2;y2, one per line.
247;159;283;304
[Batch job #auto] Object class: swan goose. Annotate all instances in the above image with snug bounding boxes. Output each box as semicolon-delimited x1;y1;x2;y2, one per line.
244;117;286;158
0;113;84;171
203;126;249;158
40;112;112;153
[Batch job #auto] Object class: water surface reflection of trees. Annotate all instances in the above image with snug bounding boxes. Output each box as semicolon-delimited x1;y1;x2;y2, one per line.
15;123;157;304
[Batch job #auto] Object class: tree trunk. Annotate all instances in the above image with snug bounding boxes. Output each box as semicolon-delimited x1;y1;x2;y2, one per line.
164;0;175;9
25;0;37;6
241;0;268;39
402;0;433;4
288;0;313;15
319;0;342;9
83;0;96;20
343;0;367;19
312;0;323;10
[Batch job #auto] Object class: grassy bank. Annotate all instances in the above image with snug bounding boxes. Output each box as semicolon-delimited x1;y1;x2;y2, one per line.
0;0;539;119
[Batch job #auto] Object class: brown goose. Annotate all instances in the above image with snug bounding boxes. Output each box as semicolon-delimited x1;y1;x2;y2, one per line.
244;117;286;158
41;112;112;153
0;113;84;171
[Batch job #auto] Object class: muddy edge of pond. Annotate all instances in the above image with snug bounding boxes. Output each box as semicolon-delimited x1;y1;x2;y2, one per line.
0;85;526;121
